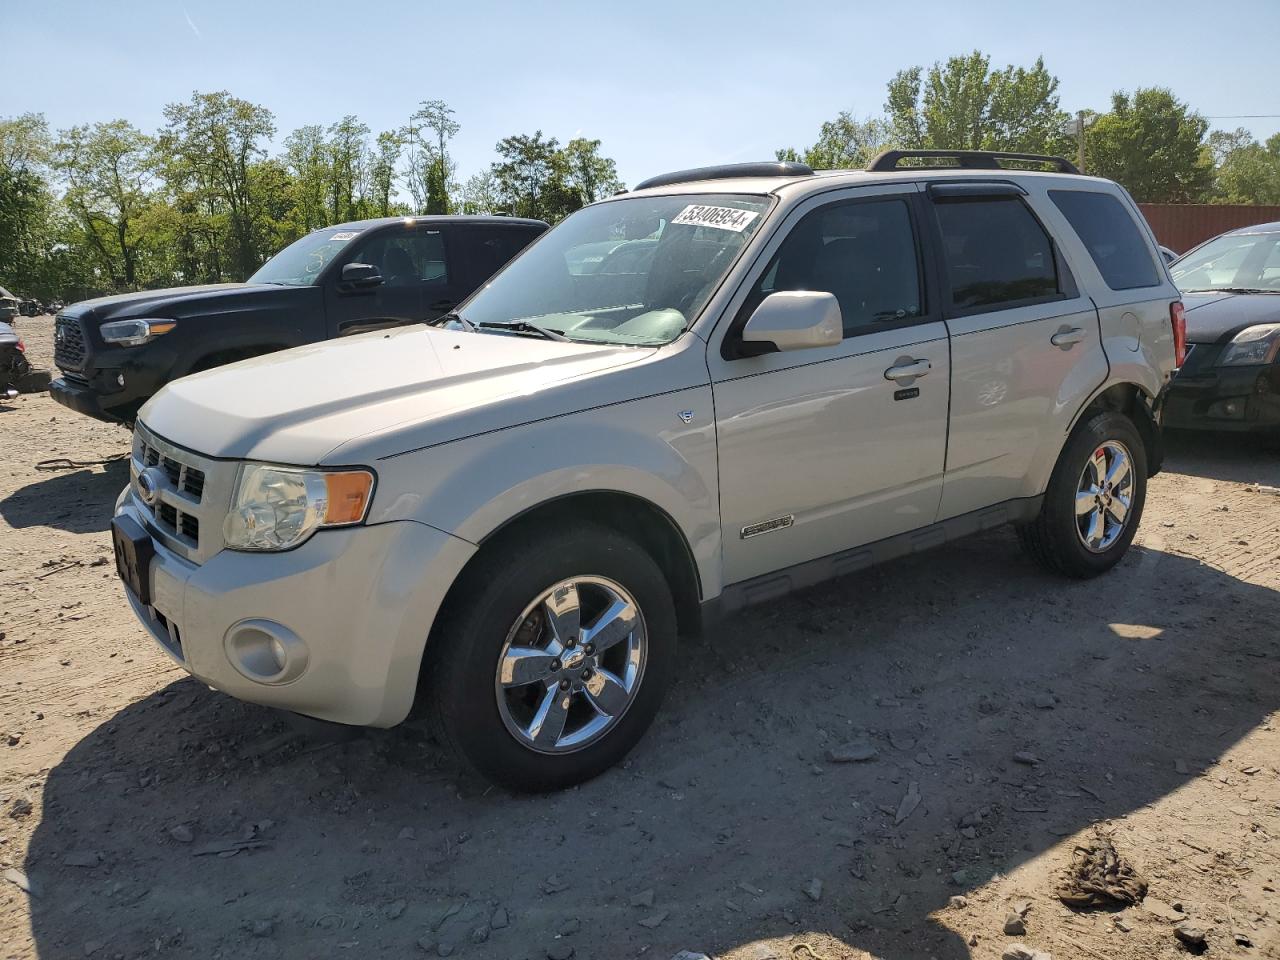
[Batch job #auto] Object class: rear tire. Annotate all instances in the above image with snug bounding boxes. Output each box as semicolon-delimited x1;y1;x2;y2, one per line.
426;524;676;792
1017;411;1147;578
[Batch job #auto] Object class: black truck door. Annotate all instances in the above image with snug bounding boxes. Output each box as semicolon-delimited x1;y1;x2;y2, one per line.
325;226;459;337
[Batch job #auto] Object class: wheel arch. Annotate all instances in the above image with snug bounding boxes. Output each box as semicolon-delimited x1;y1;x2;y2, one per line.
183;342;292;376
450;490;704;641
1067;381;1164;477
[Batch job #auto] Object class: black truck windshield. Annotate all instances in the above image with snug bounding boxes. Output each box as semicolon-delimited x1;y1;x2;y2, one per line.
249;228;362;286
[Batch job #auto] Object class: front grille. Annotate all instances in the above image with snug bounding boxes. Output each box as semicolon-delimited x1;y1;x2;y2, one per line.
130;423;231;564
54;315;88;371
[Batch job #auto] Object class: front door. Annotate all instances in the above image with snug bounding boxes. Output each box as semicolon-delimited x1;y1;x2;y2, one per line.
325;226;459;337
708;186;951;586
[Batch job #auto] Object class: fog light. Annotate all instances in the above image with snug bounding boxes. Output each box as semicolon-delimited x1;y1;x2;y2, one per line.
224;619;308;684
1208;398;1246;420
116;373;125;387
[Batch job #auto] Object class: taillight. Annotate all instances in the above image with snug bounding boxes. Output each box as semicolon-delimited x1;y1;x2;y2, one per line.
1170;301;1186;367
15;339;24;353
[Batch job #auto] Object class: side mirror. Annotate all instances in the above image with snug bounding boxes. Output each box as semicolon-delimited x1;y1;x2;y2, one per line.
340;262;383;289
740;291;842;355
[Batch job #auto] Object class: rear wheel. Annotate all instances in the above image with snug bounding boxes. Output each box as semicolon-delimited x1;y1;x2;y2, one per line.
426;525;676;791
1017;411;1147;578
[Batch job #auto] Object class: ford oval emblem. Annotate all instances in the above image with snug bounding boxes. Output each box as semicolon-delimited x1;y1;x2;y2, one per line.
137;466;167;507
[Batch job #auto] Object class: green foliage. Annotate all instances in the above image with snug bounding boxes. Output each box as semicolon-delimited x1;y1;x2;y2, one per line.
1086;88;1213;202
404;99;459;215
776;113;894;169
885;51;1071;155
1209;129;1280;204
491;131;580;222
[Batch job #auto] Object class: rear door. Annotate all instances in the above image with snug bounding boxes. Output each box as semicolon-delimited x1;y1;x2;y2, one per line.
324;225;458;336
454;224;545;297
708;185;952;586
926;182;1108;519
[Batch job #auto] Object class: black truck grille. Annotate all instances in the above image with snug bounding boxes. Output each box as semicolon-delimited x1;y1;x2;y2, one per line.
54;316;88;371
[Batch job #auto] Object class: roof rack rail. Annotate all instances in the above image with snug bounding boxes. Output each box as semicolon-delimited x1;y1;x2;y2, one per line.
867;149;1080;175
634;161;814;192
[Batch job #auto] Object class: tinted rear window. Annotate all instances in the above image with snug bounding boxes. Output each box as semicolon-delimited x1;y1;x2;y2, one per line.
1050;190;1159;291
934;197;1060;310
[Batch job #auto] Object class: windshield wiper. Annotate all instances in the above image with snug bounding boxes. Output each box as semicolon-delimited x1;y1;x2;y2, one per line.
476;319;571;342
427;311;477;332
1181;287;1278;295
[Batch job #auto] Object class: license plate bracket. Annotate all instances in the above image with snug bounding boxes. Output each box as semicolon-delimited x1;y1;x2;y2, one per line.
112;514;155;606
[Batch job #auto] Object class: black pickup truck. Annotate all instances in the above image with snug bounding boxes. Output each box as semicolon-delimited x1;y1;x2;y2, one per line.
50;215;547;423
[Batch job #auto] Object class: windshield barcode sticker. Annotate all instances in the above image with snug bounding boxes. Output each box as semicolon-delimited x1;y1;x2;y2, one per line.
329;231;359;241
671;204;759;233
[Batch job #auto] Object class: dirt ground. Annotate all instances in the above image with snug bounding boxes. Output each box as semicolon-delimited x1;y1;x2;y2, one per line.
1;314;1278;960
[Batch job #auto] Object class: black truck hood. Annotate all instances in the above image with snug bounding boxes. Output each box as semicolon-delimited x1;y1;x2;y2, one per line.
0;321;17;346
63;283;299;321
1182;291;1280;343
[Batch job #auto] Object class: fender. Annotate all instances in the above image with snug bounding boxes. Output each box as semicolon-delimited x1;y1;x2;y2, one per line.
364;384;725;599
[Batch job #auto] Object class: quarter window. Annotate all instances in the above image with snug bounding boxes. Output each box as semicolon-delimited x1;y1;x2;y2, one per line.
934;197;1059;310
1049;190;1159;290
748;198;924;336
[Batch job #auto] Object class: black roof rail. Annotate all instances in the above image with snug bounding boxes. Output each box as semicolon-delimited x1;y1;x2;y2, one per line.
867;149;1080;175
634;161;814;192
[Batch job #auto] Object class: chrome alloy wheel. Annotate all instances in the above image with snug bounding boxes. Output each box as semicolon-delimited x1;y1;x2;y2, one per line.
1075;440;1134;553
494;576;647;754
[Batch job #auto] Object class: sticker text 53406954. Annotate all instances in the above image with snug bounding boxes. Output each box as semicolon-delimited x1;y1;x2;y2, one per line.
671;204;760;233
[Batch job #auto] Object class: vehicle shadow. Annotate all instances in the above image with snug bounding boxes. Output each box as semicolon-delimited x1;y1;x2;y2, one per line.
23;529;1280;959
1163;428;1280;484
0;457;128;534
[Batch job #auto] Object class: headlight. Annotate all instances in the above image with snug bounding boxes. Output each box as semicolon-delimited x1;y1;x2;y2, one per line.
100;317;177;347
223;464;375;552
1220;323;1280;366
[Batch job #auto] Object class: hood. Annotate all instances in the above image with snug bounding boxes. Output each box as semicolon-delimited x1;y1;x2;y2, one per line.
64;283;287;321
138;325;652;464
1181;291;1280;343
0;321;17;345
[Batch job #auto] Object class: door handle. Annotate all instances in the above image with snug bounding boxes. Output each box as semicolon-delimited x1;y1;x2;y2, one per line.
884;359;931;381
1050;327;1086;347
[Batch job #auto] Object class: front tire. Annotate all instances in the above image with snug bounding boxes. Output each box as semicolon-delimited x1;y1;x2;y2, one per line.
426;524;676;791
1017;411;1147;578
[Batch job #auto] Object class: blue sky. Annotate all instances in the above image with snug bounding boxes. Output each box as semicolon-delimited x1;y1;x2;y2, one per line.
4;0;1278;189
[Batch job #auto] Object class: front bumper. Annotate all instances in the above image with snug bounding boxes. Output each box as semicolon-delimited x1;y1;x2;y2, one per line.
1163;361;1280;433
115;492;476;727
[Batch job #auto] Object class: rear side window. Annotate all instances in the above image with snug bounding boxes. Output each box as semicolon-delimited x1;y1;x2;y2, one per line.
1050;190;1159;290
934;197;1059;310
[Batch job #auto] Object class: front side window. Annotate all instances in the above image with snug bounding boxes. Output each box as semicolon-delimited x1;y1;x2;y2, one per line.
249;228;361;286
1050;190;1159;290
1171;232;1280;293
746;198;924;336
350;230;449;287
458;193;772;346
934;197;1060;309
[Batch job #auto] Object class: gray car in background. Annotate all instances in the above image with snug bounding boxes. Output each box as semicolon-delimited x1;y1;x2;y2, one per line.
0;286;18;324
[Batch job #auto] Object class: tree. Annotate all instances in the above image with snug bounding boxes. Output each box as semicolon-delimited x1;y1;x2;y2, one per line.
158;91;277;279
326;115;370;223
491;131;582;222
403;99;459;214
1209;129;1280;204
0;113;60;296
53;120;156;288
1086;88;1213;202
560;137;624;204
283;124;330;233
370;131;401;217
777;113;894;169
459;170;500;215
885;51;1071;156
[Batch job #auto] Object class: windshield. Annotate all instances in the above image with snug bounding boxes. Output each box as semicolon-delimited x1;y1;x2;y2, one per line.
248;227;362;286
1171;231;1280;293
457;193;773;345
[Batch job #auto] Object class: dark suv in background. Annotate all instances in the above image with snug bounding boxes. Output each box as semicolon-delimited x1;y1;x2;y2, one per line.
50;215;547;423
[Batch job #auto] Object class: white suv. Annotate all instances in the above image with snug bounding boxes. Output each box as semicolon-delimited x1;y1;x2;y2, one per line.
112;151;1183;790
